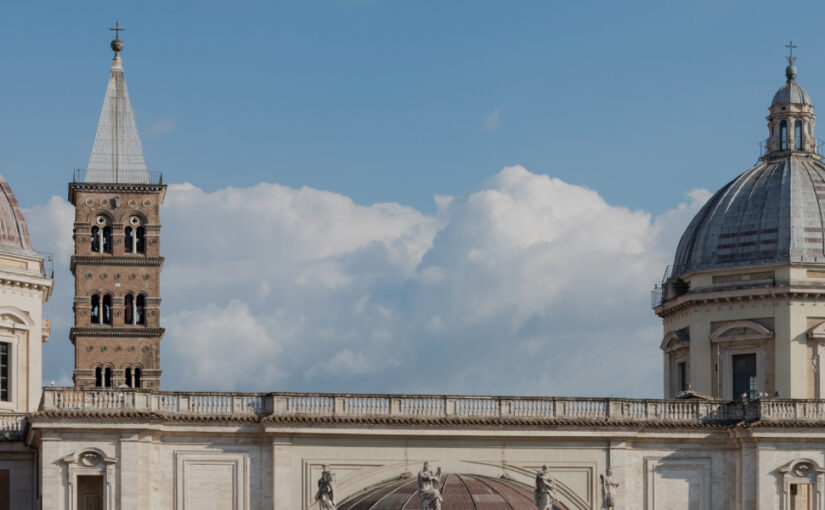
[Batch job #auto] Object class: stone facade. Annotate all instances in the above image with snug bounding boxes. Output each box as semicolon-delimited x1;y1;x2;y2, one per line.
19;388;825;509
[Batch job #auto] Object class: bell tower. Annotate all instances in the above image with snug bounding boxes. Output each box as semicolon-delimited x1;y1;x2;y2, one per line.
69;31;166;389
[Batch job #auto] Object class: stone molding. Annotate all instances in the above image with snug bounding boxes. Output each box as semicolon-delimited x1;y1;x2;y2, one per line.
69;327;164;340
656;282;825;317
70;255;164;272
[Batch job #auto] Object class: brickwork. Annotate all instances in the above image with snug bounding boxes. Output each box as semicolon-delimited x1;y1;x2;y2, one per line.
68;182;166;388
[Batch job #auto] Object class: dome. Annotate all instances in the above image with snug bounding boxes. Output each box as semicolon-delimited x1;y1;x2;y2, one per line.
0;175;34;255
339;473;568;510
772;79;811;106
673;156;825;276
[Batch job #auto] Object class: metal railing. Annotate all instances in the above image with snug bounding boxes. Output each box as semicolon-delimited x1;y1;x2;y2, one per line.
36;252;54;279
73;168;163;185
40;388;746;425
758;137;825;160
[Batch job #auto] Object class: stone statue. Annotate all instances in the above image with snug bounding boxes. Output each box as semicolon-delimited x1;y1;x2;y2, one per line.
601;468;619;509
417;461;443;510
315;464;336;510
534;465;557;510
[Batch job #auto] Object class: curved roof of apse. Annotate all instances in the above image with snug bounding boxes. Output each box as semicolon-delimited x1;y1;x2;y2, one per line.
339;473;568;510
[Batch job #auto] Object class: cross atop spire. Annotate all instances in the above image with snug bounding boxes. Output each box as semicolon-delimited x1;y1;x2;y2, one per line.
109;21;126;40
786;40;797;65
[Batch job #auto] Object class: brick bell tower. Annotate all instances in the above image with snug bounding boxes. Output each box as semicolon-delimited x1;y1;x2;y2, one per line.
70;31;166;389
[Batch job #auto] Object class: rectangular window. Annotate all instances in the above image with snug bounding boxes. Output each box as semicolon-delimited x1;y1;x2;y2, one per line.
0;343;8;402
732;353;757;399
77;475;103;510
790;483;811;510
677;362;687;393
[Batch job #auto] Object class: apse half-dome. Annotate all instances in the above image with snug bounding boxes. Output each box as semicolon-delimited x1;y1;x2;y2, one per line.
338;473;568;510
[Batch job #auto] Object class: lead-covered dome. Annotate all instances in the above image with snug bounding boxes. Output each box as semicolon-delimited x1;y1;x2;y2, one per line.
671;58;822;279
772;74;811;106
339;473;567;510
673;157;825;275
0;174;34;255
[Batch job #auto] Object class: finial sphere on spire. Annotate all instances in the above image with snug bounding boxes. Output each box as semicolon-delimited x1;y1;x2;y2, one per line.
109;21;126;53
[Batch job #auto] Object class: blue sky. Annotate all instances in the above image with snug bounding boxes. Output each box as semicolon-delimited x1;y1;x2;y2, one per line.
4;0;825;214
7;1;825;395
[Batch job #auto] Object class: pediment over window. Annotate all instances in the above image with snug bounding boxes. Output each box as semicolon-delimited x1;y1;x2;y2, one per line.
778;458;825;476
710;320;773;343
660;329;690;352
808;322;825;340
0;306;34;330
61;448;118;466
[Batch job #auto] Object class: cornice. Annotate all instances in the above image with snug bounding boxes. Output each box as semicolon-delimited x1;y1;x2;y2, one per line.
656;283;825;318
69;327;165;341
69;182;167;204
70;256;164;272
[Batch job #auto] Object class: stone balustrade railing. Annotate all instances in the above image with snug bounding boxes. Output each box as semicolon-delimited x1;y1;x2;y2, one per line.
0;413;28;440
39;388;747;425
754;399;825;422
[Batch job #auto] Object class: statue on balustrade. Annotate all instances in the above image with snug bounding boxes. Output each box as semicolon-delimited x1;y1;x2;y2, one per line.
315;464;336;510
534;465;557;510
417;461;443;510
601;468;619;509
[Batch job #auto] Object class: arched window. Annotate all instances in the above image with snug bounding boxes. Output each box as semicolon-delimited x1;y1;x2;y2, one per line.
780;120;788;150
102;226;112;253
124;294;134;325
125;367;133;388
95;366;102;387
91;226;100;252
136;226;145;254
795;120;803;149
136;294;146;325
91;294;101;324
102;295;113;325
104;367;112;388
125;227;134;254
134;368;141;388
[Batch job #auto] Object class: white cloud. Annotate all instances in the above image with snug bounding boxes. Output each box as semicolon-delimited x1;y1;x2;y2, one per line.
482;107;502;131
146;116;176;135
28;167;709;397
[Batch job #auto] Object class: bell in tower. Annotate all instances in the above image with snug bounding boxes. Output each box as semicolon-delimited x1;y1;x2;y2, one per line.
69;28;166;389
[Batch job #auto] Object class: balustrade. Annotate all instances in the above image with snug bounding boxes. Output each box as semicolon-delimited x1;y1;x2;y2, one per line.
38;388;760;425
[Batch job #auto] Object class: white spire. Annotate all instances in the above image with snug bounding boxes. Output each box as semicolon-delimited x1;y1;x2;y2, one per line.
86;43;150;184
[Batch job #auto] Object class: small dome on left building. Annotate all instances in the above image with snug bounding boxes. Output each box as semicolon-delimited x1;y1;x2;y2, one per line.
0;174;35;255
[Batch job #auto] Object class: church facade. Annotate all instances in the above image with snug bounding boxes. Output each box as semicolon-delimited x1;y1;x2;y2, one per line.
6;37;825;510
